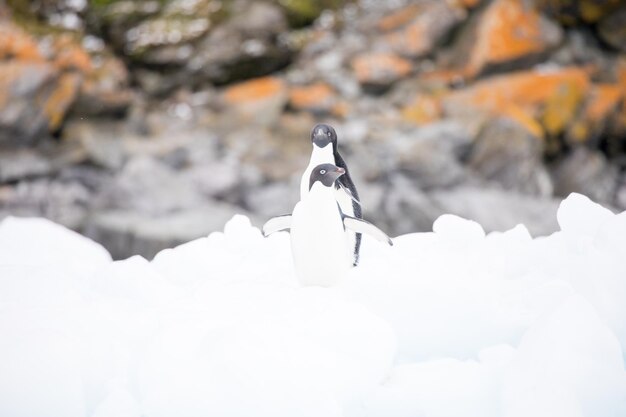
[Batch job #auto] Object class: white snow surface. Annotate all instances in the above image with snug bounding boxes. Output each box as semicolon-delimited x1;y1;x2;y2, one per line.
1;193;626;417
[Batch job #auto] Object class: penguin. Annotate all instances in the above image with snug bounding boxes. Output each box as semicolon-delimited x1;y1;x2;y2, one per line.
263;163;392;287
299;124;363;266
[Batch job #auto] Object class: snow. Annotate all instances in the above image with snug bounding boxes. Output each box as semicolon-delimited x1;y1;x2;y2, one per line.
0;193;626;417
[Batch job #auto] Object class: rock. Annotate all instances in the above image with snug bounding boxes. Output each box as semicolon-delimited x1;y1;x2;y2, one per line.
84;203;258;260
244;180;300;218
0;179;91;230
401;93;443;125
430;186;561;237
350;52;412;92
552;148;619;204
380;1;466;58
442;67;590;138
88;0;217;61
452;0;563;77
93;156;203;215
598;7;626;53
0;21;131;145
73;50;132;117
567;83;623;144
0;61;59;145
535;0;623;24
378;174;445;235
468;117;553;196
288;82;338;114
191;2;292;85
540;75;585;137
278;0;344;27
391;121;474;190
0;150;53;183
222;76;288;126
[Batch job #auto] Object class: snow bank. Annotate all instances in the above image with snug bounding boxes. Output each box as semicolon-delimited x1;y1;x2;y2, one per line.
0;194;625;417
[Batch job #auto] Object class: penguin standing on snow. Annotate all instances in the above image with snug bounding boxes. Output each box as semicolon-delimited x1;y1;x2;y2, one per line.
299;124;363;266
264;163;392;286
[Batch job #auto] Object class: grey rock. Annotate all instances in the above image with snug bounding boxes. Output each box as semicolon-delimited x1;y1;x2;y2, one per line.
392;121;474;189
0;179;91;230
468;118;553;197
430;186;561;237
0;62;59;146
598;7;626;53
84;203;258;260
0;150;53;183
93;156;203;214
552;148;619;205
190;2;292;85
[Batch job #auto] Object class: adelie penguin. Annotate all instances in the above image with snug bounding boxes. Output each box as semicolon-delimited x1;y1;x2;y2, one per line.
264;163;392;286
299;124;364;266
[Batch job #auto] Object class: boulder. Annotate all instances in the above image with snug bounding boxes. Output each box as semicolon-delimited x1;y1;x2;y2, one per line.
350;52;412;92
430;186;561;237
551;148;619;205
451;0;563;77
468;117;553;196
379;1;467;59
597;7;626;53
84;204;257;260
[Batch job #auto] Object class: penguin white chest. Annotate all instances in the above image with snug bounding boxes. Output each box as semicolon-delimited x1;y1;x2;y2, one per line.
290;184;352;286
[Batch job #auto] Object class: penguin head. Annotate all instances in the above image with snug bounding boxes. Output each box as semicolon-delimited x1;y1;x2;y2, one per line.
309;163;345;190
311;123;337;150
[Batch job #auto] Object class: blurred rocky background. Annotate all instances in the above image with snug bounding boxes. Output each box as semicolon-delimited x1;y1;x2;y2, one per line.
0;0;625;259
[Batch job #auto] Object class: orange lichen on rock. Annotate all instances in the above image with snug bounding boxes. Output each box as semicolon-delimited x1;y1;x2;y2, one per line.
377;4;422;32
465;0;562;76
289;82;336;112
382;1;466;58
223;76;287;104
351;52;412;86
0;23;43;61
501;103;545;139
540;79;585;136
52;36;93;73
443;67;590;114
401;94;443;125
585;84;622;123
41;73;81;130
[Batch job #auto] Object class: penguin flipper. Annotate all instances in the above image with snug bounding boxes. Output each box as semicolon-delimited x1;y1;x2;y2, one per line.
262;215;292;237
342;216;393;246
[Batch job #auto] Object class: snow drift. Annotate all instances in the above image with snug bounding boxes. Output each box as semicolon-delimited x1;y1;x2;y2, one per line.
0;193;625;417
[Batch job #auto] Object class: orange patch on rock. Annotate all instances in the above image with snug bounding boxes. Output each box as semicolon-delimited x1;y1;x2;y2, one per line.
541;79;585;136
53;36;93;73
444;67;590;114
402;94;443;125
41;73;82;130
223;76;287;104
502;104;545;139
0;23;43;61
382;2;466;58
585;84;622;123
289;82;336;112
465;0;562;76
377;4;422;32
351;52;412;86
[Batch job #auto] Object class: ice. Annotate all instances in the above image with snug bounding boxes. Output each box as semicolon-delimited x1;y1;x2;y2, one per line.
1;193;626;416
502;296;626;417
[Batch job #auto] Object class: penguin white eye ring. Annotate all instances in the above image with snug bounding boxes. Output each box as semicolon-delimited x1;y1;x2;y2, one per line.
320;169;327;175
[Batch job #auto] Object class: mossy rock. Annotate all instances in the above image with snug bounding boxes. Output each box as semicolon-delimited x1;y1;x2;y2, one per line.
278;0;347;27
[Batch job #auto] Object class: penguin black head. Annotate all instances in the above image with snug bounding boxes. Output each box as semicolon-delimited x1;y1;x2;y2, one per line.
311;123;337;150
309;163;345;190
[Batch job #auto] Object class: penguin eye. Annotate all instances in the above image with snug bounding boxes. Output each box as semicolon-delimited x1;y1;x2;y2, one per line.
320;169;326;175
327;131;331;137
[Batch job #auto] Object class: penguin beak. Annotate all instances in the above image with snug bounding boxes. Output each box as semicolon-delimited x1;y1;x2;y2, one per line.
335;167;345;175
